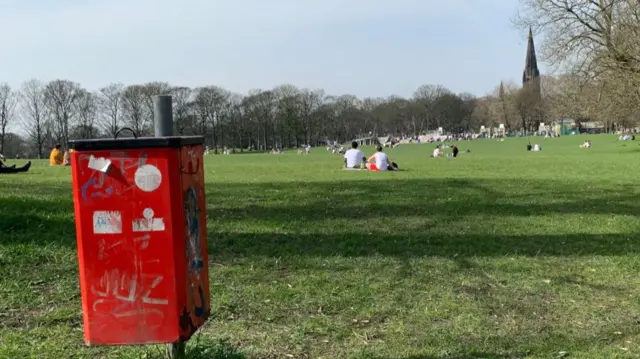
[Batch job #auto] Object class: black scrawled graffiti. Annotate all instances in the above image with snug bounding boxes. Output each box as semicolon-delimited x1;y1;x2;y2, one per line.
180;186;207;337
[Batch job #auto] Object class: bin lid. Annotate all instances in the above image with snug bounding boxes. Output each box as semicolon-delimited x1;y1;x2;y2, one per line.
68;136;204;151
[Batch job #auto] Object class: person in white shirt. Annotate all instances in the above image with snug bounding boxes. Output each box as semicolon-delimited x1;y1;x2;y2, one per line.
366;146;398;171
344;141;366;169
432;145;442;157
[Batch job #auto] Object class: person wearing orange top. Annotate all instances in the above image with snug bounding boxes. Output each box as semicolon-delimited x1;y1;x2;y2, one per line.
49;144;64;166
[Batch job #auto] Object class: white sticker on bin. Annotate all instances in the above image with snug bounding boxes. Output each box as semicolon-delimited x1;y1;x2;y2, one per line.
134;164;162;192
93;211;122;234
132;208;165;232
87;155;112;173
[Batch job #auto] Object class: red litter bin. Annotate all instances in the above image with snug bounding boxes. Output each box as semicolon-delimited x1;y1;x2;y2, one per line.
68;136;210;345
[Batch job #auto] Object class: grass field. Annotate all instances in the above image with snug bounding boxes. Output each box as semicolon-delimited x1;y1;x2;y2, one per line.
2;135;640;359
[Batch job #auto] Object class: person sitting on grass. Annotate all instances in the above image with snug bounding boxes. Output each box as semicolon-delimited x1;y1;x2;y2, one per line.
0;154;12;169
49;144;64;166
580;140;591;148
431;145;442;158
366;146;399;171
344;141;366;169
63;150;71;165
0;155;31;174
452;145;459;158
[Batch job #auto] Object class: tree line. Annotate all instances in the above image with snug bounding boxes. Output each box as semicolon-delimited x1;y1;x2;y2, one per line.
0;80;504;158
0;75;627;159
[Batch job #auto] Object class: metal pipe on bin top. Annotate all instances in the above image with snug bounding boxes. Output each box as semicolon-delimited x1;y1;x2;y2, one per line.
153;95;184;359
154;95;174;137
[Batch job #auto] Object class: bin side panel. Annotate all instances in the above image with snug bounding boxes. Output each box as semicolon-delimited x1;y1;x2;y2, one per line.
176;144;211;341
71;158;93;344
70;148;180;345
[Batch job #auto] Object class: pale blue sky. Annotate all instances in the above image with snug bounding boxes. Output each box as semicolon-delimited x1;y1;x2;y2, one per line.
0;0;540;98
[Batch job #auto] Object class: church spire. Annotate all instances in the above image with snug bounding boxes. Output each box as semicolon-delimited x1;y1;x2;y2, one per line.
522;27;540;87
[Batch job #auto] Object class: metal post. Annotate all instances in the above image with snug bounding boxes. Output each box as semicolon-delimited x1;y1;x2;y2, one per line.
154;95;174;137
166;342;186;359
152;95;184;359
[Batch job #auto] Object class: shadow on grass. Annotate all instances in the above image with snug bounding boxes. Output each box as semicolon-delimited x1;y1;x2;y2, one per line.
363;355;525;359
206;178;640;221
1;177;638;258
182;339;524;359
214;231;639;258
0;194;75;246
207;178;640;258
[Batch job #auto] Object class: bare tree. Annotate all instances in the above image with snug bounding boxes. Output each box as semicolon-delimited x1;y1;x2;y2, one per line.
412;84;450;132
458;93;477;133
431;92;465;133
298;89;324;144
193;86;230;151
191;87;211;140
74;89;97;139
242;90;278;150
514;0;640;81
121;85;147;137
19;79;48;158
483;81;520;131
171;86;194;135
226;93;245;151
470;96;494;128
44;79;81;146
0;83;17;154
98;83;124;138
497;81;517;130
274;84;301;147
515;84;545;132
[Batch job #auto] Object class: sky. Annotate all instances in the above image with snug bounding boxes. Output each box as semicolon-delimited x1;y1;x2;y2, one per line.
0;0;541;99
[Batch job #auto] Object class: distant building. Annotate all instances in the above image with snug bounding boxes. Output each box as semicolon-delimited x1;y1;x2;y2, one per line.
580;121;606;134
520;27;543;133
522;27;541;97
482;29;543;135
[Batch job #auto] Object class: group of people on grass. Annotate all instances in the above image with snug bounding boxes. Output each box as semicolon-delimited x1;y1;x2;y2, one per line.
526;143;542;151
343;141;399;171
431;144;459;158
49;144;73;166
0;144;73;174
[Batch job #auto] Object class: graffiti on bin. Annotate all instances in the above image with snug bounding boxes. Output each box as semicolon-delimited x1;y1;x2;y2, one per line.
78;152;149;201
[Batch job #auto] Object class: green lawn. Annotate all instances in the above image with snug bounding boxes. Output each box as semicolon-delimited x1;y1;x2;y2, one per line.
1;136;640;359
